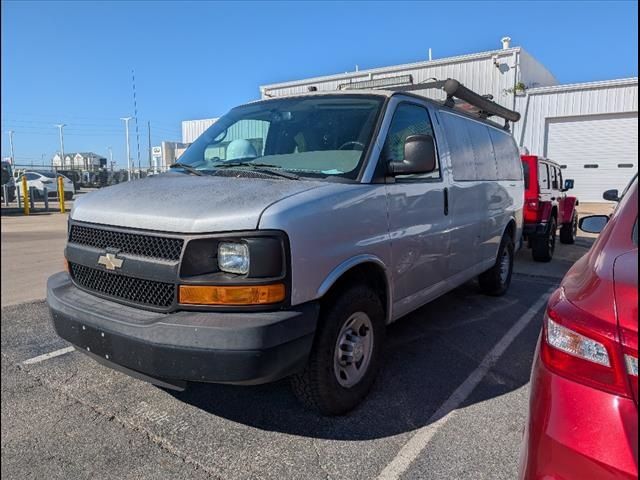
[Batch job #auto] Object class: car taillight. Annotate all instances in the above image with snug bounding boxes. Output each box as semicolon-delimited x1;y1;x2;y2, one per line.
541;298;633;398
624;352;639;403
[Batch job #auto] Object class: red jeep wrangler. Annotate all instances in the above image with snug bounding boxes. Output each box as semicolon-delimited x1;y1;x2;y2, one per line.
522;155;578;262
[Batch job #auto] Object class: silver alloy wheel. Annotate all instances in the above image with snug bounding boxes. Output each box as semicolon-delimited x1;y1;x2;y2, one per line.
499;249;511;285
333;312;374;388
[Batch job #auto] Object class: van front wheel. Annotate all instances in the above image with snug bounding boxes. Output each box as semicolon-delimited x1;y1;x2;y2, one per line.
478;233;514;296
291;285;385;416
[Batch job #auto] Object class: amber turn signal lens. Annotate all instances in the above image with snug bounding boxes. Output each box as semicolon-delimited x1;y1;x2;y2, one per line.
179;284;286;305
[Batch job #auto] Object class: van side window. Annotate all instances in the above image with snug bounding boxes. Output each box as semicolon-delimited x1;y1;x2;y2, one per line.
488;128;523;181
382;103;439;180
538;163;550;190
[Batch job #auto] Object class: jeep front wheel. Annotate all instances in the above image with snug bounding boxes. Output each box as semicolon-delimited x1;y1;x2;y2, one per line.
290;285;385;416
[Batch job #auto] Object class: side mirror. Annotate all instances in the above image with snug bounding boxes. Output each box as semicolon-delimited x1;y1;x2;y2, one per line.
579;215;608;234
602;189;620;202
388;134;437;176
563;179;574;191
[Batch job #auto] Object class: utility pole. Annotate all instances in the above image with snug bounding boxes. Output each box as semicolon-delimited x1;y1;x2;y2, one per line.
7;130;15;164
55;124;66;170
147;121;152;171
131;70;141;177
120;117;132;181
107;146;113;171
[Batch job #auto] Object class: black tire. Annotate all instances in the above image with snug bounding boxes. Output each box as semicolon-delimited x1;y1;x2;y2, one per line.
559;214;577;244
478;232;514;296
290;285;385;416
531;217;557;262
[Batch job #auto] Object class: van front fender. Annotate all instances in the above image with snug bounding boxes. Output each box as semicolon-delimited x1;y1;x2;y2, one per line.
316;254;393;323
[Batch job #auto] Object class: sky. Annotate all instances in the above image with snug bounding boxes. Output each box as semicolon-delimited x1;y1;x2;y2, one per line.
1;0;638;168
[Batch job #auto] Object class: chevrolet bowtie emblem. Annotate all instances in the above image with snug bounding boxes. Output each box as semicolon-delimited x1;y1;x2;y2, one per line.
97;252;124;271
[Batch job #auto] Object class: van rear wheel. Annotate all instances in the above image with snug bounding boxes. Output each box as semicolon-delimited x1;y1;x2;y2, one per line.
478;232;514;296
290;285;385;416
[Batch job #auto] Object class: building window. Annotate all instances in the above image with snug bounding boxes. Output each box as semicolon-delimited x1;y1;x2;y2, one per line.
618;163;634;168
560;165;567;169
584;164;599;168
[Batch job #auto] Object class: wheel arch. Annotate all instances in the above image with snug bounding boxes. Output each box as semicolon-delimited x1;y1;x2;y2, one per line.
316;255;392;324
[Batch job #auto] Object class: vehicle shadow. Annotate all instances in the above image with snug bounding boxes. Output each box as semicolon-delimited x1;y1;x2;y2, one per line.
169;277;553;440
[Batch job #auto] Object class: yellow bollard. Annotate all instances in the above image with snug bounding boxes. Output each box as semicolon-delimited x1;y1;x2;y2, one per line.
57;176;66;213
21;175;29;216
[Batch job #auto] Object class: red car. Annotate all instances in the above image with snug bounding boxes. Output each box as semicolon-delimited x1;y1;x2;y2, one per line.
519;176;638;479
522;155;579;262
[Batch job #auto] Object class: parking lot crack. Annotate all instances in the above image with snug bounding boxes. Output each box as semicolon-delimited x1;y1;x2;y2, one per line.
311;439;332;480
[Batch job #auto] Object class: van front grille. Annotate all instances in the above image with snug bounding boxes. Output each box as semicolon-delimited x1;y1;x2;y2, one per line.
69;224;183;261
69;263;175;309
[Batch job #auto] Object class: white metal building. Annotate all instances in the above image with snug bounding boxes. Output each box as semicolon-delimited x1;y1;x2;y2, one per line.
182;38;637;201
182;118;218;144
260;41;558;114
514;78;638;201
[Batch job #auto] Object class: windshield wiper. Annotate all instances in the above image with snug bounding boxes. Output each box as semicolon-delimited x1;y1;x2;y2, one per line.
214;162;300;180
169;162;203;176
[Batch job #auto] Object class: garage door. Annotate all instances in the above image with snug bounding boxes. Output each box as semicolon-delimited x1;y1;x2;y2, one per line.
545;113;638;202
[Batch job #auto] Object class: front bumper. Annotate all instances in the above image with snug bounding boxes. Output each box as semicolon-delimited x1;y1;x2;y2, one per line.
47;272;319;386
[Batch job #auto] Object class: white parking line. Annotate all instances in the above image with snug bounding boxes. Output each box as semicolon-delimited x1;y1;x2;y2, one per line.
377;288;554;480
22;346;75;365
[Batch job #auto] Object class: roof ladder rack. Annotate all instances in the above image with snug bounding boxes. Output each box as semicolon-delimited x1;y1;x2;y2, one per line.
388;78;521;130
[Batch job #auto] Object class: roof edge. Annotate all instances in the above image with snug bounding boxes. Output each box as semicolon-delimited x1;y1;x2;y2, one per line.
525;77;638;94
260;47;522;91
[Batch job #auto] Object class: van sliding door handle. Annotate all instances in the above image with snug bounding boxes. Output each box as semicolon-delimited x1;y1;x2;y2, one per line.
443;188;449;216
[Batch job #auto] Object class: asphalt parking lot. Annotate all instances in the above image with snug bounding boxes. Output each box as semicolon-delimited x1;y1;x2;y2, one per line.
1;210;604;480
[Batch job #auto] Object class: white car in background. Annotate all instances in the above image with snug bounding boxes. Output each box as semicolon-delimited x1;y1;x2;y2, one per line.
23;171;75;201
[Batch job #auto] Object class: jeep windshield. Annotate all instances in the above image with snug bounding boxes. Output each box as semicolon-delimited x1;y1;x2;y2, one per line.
175;95;384;180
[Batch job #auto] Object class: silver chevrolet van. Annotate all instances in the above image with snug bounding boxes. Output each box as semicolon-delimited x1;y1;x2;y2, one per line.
47;79;523;415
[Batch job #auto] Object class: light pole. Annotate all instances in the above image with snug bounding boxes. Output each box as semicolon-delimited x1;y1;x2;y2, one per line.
107;146;113;171
120;117;132;181
55;124;66;170
7;130;15;164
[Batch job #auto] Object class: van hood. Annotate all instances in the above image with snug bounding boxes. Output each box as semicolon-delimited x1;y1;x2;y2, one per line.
71;172;328;233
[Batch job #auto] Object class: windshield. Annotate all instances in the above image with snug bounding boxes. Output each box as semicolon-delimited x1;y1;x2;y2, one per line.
176;95;384;180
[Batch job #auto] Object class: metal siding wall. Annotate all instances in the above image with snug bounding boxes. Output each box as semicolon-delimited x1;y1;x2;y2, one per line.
181;118;218;143
263;54;520;111
518;50;558;89
514;82;638;154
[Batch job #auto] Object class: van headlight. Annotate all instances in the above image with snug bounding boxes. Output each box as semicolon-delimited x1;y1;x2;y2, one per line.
218;242;250;274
